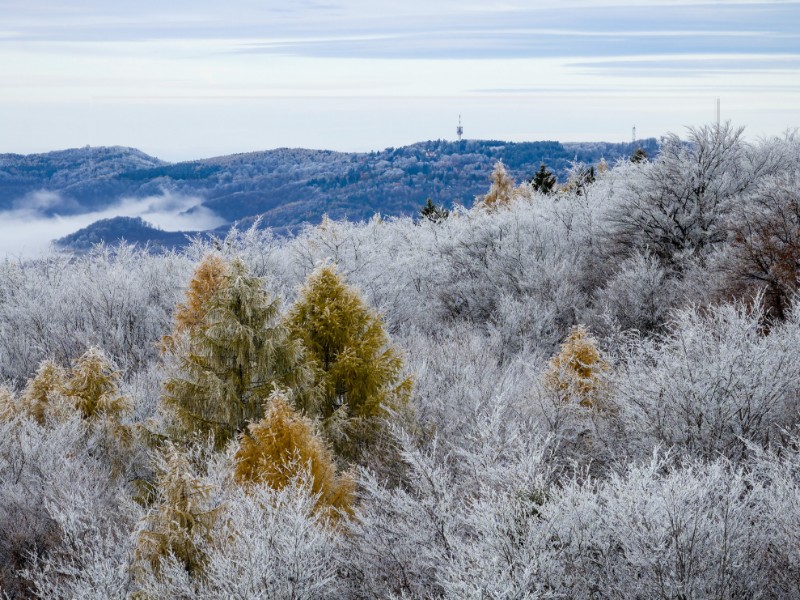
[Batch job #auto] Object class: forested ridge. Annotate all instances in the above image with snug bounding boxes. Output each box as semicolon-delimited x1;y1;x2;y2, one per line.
2;123;800;598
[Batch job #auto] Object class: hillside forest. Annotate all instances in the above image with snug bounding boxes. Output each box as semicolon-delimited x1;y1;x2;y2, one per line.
2;123;800;598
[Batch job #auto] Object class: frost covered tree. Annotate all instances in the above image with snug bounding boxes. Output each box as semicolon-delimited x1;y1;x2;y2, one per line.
163;258;310;446
720;174;800;321
135;443;219;578
287;265;411;459
605;122;779;269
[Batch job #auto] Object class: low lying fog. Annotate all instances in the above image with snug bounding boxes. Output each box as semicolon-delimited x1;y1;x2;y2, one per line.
0;190;226;257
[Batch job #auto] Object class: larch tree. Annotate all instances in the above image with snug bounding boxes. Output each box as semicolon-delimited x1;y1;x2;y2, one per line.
287;265;411;459
545;325;609;409
477;161;517;210
136;442;219;578
19;359;67;424
163;258;311;447
161;253;229;353
63;347;130;421
235;391;354;517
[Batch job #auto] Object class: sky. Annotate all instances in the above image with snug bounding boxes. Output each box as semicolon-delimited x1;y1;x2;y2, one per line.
1;0;799;161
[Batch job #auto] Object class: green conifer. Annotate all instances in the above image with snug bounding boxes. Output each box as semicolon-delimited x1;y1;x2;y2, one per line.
163;259;310;447
530;163;557;194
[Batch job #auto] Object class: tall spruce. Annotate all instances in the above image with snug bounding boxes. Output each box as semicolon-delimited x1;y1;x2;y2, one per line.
530;163;557;194
164;258;310;447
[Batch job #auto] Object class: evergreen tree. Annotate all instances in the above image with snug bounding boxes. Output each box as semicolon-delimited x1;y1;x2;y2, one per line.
235;391;353;517
419;198;449;223
287;265;411;459
530;163;557;194
631;147;649;163
163;258;310;447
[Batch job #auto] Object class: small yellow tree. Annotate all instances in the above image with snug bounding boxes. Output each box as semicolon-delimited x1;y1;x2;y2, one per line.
545;325;609;408
235;391;353;517
287;265;411;459
63;347;130;420
162;254;229;353
136;443;219;577
0;386;16;421
477;161;517;210
18;360;67;424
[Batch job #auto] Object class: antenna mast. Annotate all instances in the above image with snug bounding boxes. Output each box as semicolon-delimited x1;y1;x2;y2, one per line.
457;114;463;142
716;97;721;127
632;125;636;144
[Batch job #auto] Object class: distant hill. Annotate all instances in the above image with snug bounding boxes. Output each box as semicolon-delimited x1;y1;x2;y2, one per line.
2;138;659;251
53;216;204;253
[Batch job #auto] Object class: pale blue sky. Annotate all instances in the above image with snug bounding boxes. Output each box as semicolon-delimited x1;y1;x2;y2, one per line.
1;0;798;160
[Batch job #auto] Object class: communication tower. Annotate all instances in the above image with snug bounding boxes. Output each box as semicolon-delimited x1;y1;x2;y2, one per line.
632;125;637;144
457;115;463;142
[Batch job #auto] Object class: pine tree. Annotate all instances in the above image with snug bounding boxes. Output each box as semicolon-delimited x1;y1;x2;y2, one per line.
235;391;353;517
530;163;557;194
545;325;608;408
136;443;219;577
419;198;449;223
287;265;411;459
631;147;649;163
164;258;310;447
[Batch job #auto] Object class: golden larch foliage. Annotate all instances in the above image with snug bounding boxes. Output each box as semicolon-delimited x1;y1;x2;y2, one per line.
545;325;609;408
0;386;16;421
63;347;130;420
19;359;67;424
175;254;229;334
478;161;517;210
162;254;229;353
235;391;354;517
287;264;411;459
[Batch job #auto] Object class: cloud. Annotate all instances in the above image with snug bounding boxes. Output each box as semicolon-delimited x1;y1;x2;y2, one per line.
0;190;226;257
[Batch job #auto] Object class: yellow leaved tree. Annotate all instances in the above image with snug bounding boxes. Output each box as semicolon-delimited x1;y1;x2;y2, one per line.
235;391;353;517
545;325;609;409
136;442;219;577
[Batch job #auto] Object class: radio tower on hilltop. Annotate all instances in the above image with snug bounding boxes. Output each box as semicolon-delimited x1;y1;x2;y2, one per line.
457;115;463;142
